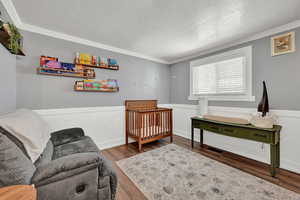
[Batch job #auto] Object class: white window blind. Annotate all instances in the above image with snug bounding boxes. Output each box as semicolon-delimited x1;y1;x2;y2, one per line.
192;57;245;95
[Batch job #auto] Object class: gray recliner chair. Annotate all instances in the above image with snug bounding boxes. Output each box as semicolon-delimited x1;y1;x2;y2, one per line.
0;127;117;200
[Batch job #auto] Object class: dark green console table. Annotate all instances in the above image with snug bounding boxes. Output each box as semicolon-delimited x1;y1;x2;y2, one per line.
191;117;282;177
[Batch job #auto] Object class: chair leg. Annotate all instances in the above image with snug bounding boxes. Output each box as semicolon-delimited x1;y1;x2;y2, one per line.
170;135;173;143
138;142;142;152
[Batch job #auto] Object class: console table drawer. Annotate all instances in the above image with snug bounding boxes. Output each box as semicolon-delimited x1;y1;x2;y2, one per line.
199;122;273;143
222;127;237;136
229;127;272;143
200;123;223;134
223;126;271;143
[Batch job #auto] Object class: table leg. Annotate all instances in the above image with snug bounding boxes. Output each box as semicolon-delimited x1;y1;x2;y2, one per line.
270;144;277;177
200;129;204;148
276;142;280;168
191;125;194;148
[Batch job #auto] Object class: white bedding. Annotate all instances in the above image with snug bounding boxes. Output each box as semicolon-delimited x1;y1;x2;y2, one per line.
0;109;51;162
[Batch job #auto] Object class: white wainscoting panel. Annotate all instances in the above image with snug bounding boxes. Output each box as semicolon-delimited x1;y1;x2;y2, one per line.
35;104;300;174
170;104;300;174
35;106;126;150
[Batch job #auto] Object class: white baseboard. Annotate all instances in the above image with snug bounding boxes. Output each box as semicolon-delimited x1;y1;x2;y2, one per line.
97;138;124;150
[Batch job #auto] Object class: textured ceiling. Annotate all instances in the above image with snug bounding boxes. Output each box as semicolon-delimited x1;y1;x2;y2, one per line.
11;0;300;62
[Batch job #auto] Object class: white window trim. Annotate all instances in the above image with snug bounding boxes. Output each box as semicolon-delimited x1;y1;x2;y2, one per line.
189;46;255;102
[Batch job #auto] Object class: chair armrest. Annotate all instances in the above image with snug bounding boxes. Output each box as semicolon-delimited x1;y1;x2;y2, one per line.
100;157;118;200
51;128;84;146
31;152;101;186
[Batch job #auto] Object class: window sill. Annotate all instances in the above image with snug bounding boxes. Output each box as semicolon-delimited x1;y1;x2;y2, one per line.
188;95;256;102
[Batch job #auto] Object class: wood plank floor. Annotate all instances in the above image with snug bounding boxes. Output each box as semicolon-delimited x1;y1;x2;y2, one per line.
101;135;300;200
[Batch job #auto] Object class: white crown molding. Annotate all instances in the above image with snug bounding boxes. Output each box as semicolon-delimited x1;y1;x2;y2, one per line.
19;23;170;64
169;19;300;64
0;0;170;64
0;0;21;26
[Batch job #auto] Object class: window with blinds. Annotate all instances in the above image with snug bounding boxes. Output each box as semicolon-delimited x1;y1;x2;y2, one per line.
189;46;253;101
192;57;246;95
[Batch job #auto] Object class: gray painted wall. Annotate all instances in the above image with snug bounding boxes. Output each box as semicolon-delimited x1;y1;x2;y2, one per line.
16;31;170;109
0;45;16;114
170;27;300;110
0;3;16;114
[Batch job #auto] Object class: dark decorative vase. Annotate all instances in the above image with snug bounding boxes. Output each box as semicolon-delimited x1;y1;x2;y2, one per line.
257;81;269;117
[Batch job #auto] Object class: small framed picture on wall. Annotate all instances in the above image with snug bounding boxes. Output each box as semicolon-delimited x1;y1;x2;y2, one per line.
271;32;295;56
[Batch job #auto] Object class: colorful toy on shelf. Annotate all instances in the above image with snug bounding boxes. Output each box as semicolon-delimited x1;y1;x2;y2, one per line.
74;79;119;92
75;80;84;90
92;56;97;65
107;79;118;88
75;64;84;72
74;53;119;70
75;52;80;64
108;58;118;69
61;62;75;71
101;57;108;67
84;80;93;89
45;60;62;69
97;56;101;66
37;55;96;78
79;53;92;65
83;68;95;77
40;56;58;67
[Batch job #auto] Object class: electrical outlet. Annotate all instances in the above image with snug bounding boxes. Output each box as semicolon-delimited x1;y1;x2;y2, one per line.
261;143;265;151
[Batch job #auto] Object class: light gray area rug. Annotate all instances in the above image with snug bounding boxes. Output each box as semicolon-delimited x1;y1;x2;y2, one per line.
117;144;300;200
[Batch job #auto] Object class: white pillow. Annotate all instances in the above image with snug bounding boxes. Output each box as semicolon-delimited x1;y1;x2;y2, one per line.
0;109;51;162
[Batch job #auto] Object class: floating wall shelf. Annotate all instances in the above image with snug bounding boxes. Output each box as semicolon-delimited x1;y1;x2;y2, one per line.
74;62;119;70
74;87;119;92
0;30;25;56
37;67;95;79
74;80;119;92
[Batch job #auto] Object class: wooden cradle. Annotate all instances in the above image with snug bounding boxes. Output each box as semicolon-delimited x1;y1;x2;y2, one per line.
125;100;173;151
